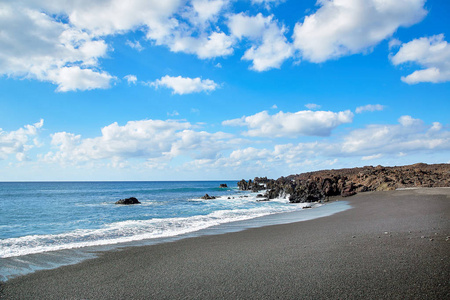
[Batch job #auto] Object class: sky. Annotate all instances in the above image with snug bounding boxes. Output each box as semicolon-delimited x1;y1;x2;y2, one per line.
0;0;449;181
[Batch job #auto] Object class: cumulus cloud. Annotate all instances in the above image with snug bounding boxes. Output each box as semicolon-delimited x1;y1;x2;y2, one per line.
0;2;114;91
49;0;234;59
3;0;430;92
190;0;229;24
213;115;449;173
46;120;188;164
45;119;236;165
48;66;114;92
0;120;44;161
390;34;450;84
124;74;138;85
228;13;292;71
167;31;235;59
355;104;385;114
293;0;427;63
0;0;236;91
150;75;219;95
223;110;354;137
340;116;448;155
11;115;448;176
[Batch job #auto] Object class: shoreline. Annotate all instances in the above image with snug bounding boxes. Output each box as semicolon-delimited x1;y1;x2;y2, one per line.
0;199;351;282
1;188;449;299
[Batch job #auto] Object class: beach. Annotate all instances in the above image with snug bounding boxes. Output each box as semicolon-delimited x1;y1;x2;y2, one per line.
1;188;449;299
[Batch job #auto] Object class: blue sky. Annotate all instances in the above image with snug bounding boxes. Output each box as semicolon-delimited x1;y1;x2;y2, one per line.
0;0;449;181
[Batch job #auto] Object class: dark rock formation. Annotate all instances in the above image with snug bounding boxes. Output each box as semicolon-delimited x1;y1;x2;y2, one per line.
237;179;265;192
237;163;450;203
201;194;216;200
115;197;141;205
219;183;228;188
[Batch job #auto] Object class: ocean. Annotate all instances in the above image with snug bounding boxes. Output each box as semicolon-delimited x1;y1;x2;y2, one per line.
0;181;350;281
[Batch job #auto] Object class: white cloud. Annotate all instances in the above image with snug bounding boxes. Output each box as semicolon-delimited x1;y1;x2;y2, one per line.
390;34;450;84
190;0;229;24
251;0;285;9
167;111;180;116
0;120;44;161
0;2;114;92
51;0;234;60
43;0;182;37
150;75;219;95
9;115;449;177
167;32;235;59
305;103;321;110
228;13;292;71
355;104;385;113
293;0;427;63
124;74;138;85
126;40;144;51
398;115;423;127
271;104;278;109
340;116;448;155
361;154;382;161
217;116;449;173
0;0;236;91
388;38;402;50
45;119;236;165
48;66;114;92
223;110;354;137
46;120;188;164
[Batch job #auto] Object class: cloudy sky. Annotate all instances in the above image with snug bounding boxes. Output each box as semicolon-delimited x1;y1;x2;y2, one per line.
0;0;449;181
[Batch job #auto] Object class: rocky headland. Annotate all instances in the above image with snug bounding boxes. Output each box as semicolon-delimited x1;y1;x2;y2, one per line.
238;163;450;203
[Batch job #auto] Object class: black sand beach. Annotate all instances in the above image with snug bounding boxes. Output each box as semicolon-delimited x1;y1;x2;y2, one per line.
1;188;449;299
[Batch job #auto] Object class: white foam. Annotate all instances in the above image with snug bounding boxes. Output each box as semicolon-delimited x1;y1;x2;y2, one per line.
0;203;308;258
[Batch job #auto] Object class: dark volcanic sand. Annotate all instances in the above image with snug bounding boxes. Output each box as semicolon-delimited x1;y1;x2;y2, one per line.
1;188;449;299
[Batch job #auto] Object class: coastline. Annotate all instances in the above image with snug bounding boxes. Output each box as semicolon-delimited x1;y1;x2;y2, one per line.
1;188;449;299
0;199;351;282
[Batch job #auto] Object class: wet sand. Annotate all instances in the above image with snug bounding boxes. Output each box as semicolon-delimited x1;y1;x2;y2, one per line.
1;188;449;299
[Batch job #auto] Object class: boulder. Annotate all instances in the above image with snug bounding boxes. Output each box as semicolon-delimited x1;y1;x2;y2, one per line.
219;183;228;188
115;197;141;205
201;194;216;200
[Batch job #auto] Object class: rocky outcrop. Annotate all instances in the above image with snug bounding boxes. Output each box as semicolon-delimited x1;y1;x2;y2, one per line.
238;163;450;203
115;197;141;205
219;184;228;188
237;178;266;192
201;194;216;200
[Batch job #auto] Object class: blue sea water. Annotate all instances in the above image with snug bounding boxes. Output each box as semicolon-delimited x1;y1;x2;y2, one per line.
0;181;350;281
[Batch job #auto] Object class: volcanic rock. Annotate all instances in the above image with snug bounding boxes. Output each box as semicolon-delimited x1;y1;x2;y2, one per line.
115;197;141;205
237;163;450;203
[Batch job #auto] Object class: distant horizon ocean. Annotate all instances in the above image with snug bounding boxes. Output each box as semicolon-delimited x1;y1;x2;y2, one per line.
0;181;350;281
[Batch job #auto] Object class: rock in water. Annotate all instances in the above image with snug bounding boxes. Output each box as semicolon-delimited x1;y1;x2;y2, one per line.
219;183;228;188
201;194;216;200
115;197;141;205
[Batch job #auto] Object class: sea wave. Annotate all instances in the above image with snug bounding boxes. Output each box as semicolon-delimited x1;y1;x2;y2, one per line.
0;203;307;258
